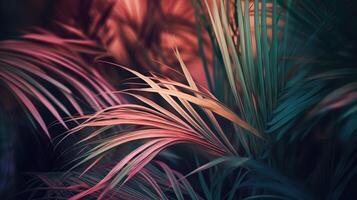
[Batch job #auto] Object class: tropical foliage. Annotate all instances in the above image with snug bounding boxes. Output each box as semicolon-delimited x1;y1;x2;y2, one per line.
1;0;357;199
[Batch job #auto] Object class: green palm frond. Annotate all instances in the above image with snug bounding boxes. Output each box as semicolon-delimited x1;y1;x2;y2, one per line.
200;0;357;199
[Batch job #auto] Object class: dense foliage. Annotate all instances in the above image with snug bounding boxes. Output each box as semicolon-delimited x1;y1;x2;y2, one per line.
1;0;357;199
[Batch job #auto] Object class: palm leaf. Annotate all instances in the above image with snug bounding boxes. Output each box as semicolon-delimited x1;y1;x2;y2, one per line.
60;52;258;198
0;27;123;138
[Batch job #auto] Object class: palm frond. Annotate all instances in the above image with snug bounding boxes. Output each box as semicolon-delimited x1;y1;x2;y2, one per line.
26;162;201;200
0;27;122;137
60;55;258;198
200;0;357;198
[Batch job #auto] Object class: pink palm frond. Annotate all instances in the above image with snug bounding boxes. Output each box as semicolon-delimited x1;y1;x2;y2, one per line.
32;161;200;200
0;27;123;138
62;52;259;199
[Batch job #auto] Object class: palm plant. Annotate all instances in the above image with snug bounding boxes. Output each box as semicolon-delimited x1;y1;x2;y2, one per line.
1;0;357;199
